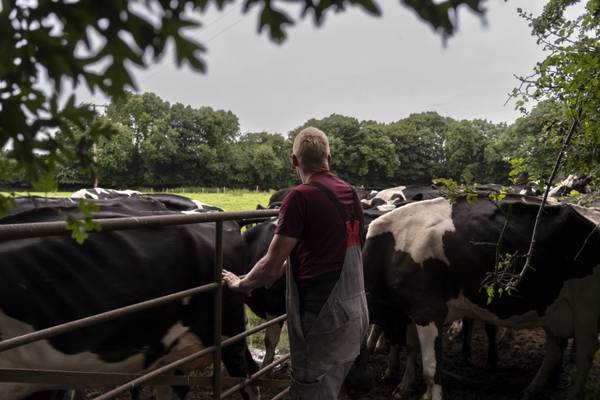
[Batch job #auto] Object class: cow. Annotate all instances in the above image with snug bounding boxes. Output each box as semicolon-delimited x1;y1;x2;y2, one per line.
361;186;407;209
362;186;501;368
242;218;286;369
70;189;223;213
70;188;142;199
511;181;542;196
549;174;592;197
0;195;258;400
362;185;443;212
363;194;600;400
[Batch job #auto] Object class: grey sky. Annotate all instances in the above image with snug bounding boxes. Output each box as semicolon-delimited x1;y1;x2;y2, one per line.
77;1;549;135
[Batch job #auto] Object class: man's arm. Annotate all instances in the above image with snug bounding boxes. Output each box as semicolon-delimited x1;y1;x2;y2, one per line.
222;234;298;294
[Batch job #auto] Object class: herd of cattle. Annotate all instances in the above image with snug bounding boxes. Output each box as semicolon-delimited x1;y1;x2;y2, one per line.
0;177;598;400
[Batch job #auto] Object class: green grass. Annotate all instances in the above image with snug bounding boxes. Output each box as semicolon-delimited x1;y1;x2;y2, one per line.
8;191;72;198
4;189;272;212
166;191;271;211
246;307;290;359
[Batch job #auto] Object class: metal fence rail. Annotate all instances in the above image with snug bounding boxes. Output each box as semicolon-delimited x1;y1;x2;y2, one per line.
0;207;290;399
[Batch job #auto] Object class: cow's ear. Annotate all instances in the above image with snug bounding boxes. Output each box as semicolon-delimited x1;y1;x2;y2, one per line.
256;204;266;210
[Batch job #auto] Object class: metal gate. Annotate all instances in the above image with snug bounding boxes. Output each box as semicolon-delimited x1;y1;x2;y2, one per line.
0;207;290;399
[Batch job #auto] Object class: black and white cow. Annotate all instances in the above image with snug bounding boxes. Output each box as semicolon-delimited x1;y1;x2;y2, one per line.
549;174;592;197
364;195;600;400
0;196;257;400
511;181;542;197
361;186;407;210
70;189;223;213
242;219;286;369
70;188;142;199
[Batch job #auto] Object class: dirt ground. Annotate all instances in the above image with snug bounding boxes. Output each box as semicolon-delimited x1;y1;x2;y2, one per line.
89;323;600;399
353;324;600;400
259;324;600;400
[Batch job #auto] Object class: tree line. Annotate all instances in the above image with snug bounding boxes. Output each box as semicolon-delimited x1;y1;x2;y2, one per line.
26;91;592;191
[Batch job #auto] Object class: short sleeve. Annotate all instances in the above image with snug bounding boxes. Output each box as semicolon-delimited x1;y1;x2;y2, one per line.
275;189;305;239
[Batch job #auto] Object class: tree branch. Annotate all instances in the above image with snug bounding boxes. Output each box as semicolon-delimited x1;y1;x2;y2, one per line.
515;102;582;286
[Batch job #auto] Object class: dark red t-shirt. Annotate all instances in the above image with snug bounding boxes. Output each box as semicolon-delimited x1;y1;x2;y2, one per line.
275;171;363;281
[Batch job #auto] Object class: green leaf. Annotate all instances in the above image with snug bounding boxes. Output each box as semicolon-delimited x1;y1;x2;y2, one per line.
32;169;58;192
486;286;494;305
65;199;101;244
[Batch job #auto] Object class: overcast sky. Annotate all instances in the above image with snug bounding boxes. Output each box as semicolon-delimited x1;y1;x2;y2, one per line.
76;0;550;135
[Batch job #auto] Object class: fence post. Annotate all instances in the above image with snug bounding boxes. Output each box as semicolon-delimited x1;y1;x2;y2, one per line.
213;220;223;399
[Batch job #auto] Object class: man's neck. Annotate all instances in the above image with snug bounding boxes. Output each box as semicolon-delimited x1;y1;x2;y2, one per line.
298;168;329;184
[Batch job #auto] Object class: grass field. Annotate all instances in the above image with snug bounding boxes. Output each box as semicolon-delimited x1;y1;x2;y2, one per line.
5;189;273;211
167;191;272;211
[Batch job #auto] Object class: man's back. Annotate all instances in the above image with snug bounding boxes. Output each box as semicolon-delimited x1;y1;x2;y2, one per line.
275;171;362;281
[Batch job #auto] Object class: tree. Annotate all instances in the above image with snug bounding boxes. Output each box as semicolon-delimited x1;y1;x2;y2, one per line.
486;101;565;183
291;115;399;187
0;0;486;203
512;0;600;179
446;120;488;183
96;124;137;188
106;92;172;185
445;119;507;184
386;112;451;185
233;132;295;189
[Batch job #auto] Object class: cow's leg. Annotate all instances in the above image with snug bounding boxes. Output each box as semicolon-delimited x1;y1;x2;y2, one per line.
366;324;383;354
376;334;390;354
523;329;563;399
262;316;283;368
461;318;473;364
568;321;598;400
345;341;371;396
392;323;418;399
382;343;400;383
222;343;260;400
484;323;498;369
416;321;443;400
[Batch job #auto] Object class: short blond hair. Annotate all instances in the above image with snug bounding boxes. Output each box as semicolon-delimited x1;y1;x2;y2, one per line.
292;127;330;170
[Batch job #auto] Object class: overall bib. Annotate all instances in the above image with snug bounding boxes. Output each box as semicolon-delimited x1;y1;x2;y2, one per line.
286;182;369;400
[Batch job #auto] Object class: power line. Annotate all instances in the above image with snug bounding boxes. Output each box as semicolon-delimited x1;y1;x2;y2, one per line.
138;8;245;86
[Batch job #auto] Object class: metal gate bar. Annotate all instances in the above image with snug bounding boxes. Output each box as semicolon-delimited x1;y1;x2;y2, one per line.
0;368;287;388
0;282;218;354
0;209;278;240
220;354;291;399
92;315;288;400
272;387;291;400
0;207;289;399
213;220;223;400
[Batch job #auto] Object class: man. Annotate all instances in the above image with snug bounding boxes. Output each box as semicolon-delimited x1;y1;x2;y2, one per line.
222;127;369;399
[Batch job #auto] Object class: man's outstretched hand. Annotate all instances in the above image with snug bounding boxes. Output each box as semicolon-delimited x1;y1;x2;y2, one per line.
222;269;252;296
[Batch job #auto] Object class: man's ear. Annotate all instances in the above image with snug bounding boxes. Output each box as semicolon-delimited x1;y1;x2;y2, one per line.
292;154;299;167
327;154;332;167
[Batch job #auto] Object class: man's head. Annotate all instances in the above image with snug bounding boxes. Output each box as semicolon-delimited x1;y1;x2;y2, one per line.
292;127;331;174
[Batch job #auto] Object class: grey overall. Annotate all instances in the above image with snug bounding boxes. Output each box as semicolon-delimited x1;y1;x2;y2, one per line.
286;184;369;400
